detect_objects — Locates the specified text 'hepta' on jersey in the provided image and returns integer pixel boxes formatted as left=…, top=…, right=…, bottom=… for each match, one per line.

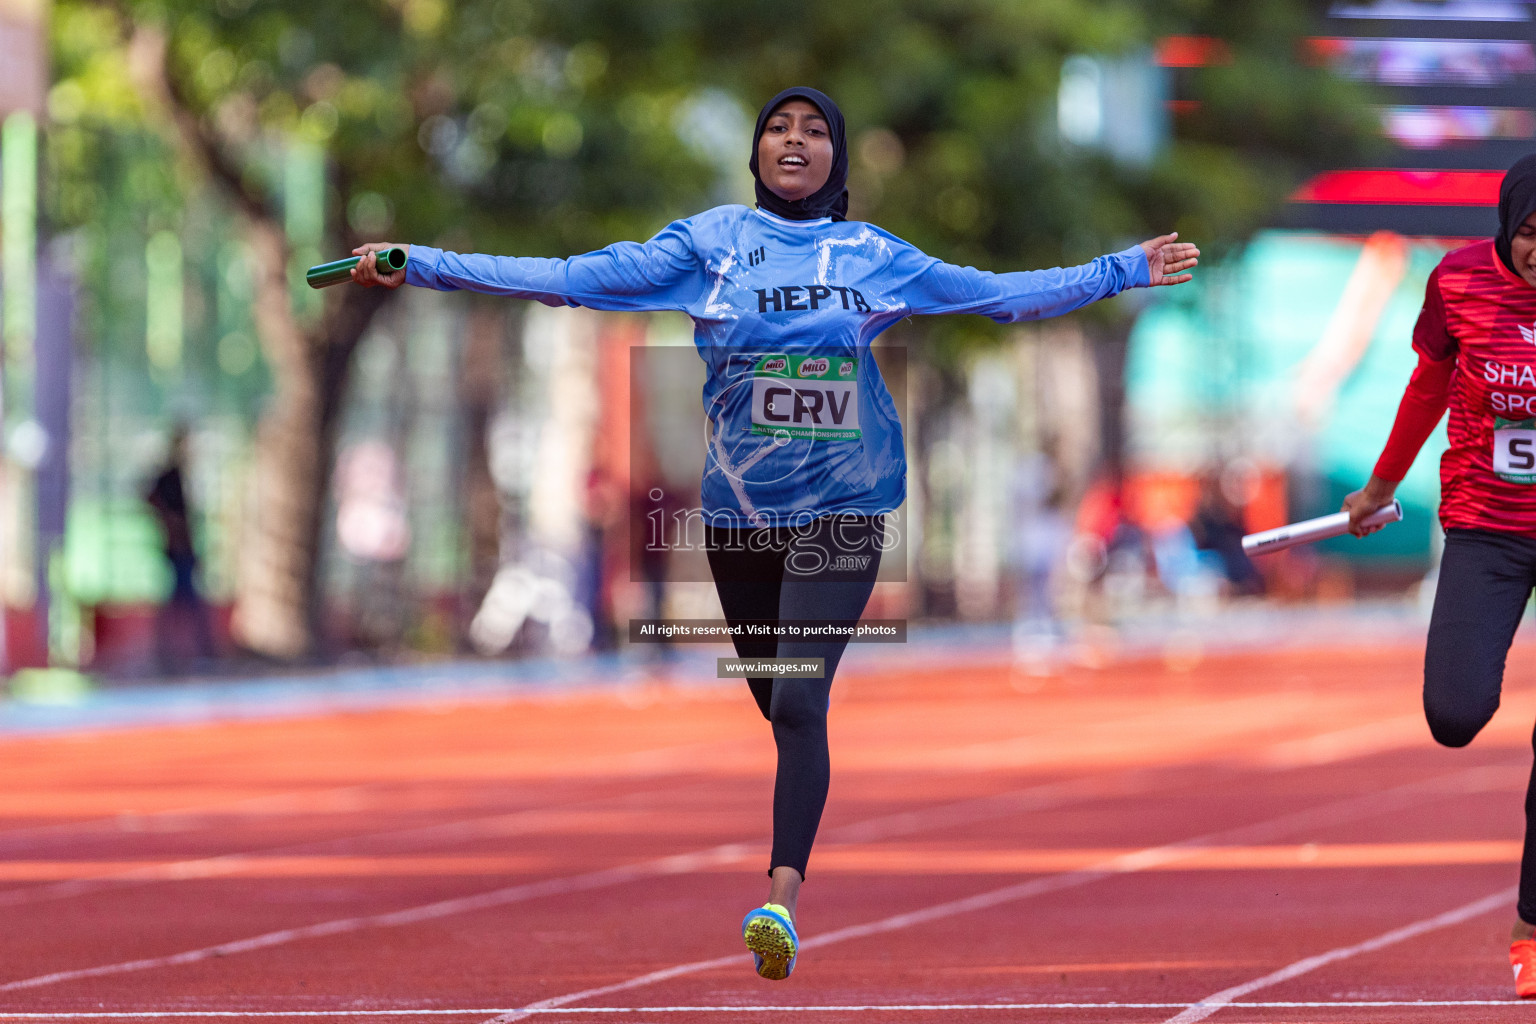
left=404, top=204, right=1150, bottom=528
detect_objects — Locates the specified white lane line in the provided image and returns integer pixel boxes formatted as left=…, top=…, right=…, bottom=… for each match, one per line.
left=0, top=734, right=747, bottom=854
left=0, top=781, right=711, bottom=909
left=1161, top=887, right=1518, bottom=1023
left=0, top=688, right=1253, bottom=875
left=482, top=765, right=1509, bottom=1023
left=0, top=676, right=1431, bottom=860
left=0, top=785, right=379, bottom=852
left=0, top=718, right=1494, bottom=998
left=4, top=1000, right=1533, bottom=1018
left=0, top=842, right=751, bottom=994
left=0, top=646, right=1439, bottom=854
left=0, top=765, right=1175, bottom=994
left=1, top=765, right=1160, bottom=911
left=1256, top=713, right=1430, bottom=769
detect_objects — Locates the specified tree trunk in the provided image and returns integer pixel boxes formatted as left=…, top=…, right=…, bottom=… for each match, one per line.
left=232, top=220, right=389, bottom=659
left=118, top=17, right=395, bottom=661
left=458, top=301, right=511, bottom=642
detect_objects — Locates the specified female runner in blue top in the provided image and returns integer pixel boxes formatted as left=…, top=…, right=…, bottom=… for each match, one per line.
left=352, top=86, right=1198, bottom=981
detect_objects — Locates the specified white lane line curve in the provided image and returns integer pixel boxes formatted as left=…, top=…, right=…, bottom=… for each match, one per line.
left=0, top=732, right=750, bottom=856
left=0, top=686, right=1264, bottom=866
left=0, top=842, right=751, bottom=994
left=0, top=780, right=711, bottom=909
left=0, top=715, right=1490, bottom=997
left=481, top=764, right=1509, bottom=1023
left=1161, top=887, right=1517, bottom=1023
left=0, top=765, right=1168, bottom=994
left=0, top=784, right=379, bottom=852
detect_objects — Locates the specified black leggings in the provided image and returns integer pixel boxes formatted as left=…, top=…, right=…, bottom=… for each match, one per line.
left=1424, top=527, right=1536, bottom=922
left=706, top=514, right=884, bottom=880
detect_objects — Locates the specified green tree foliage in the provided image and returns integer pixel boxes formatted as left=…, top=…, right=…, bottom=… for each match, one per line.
left=44, top=0, right=1375, bottom=653
left=54, top=0, right=1374, bottom=272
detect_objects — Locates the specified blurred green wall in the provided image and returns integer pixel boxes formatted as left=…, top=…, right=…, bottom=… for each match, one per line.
left=1126, top=229, right=1452, bottom=565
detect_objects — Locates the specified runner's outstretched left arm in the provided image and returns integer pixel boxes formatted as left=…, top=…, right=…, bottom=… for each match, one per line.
left=1344, top=267, right=1455, bottom=536
left=890, top=232, right=1197, bottom=323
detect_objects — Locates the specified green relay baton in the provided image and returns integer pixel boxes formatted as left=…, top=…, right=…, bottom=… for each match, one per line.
left=305, top=247, right=408, bottom=289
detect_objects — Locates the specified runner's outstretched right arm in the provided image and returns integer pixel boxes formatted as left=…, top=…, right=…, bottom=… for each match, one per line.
left=349, top=221, right=704, bottom=312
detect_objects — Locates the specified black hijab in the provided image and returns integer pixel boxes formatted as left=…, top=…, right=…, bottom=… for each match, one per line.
left=748, top=87, right=849, bottom=222
left=1496, top=153, right=1536, bottom=276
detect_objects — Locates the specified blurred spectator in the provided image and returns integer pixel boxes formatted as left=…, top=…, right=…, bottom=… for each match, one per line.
left=144, top=425, right=217, bottom=674
left=1188, top=470, right=1265, bottom=596
left=1009, top=448, right=1071, bottom=632
left=631, top=481, right=678, bottom=646
left=1149, top=521, right=1222, bottom=605
left=335, top=440, right=412, bottom=651
left=578, top=466, right=623, bottom=650
left=1065, top=476, right=1162, bottom=627
left=1009, top=447, right=1072, bottom=678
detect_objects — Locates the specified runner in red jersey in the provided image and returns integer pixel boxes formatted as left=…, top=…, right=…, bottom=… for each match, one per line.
left=1345, top=153, right=1536, bottom=997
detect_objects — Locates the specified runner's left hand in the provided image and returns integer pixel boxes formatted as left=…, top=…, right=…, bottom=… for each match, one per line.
left=1139, top=233, right=1199, bottom=287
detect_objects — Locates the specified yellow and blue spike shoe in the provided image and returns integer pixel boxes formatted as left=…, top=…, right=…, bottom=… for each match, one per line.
left=741, top=903, right=798, bottom=980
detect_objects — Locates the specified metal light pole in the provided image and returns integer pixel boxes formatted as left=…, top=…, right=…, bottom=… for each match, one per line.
left=0, top=0, right=48, bottom=676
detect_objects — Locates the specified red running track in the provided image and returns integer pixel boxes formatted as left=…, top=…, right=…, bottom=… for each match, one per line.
left=3, top=640, right=1536, bottom=1023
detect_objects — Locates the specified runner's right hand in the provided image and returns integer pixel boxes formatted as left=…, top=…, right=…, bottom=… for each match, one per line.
left=351, top=243, right=410, bottom=289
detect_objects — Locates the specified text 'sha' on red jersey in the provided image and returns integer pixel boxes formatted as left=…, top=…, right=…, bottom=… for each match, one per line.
left=1397, top=240, right=1536, bottom=533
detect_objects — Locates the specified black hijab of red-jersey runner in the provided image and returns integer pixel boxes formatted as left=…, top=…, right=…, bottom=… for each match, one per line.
left=1496, top=153, right=1536, bottom=278
left=748, top=87, right=849, bottom=222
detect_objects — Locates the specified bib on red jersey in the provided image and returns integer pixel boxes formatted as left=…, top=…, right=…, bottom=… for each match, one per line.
left=1494, top=417, right=1536, bottom=484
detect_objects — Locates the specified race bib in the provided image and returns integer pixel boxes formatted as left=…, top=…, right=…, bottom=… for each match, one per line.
left=750, top=354, right=860, bottom=441
left=1494, top=417, right=1536, bottom=483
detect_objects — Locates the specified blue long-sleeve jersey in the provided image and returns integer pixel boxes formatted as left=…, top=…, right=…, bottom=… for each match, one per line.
left=406, top=204, right=1149, bottom=527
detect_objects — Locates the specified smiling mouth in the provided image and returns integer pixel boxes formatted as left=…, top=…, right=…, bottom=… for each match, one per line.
left=778, top=156, right=807, bottom=168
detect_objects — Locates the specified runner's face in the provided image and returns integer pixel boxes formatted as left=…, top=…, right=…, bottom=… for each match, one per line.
left=1514, top=211, right=1536, bottom=289
left=756, top=100, right=834, bottom=203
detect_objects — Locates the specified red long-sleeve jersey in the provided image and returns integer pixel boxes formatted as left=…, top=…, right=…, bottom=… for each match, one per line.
left=1374, top=240, right=1536, bottom=533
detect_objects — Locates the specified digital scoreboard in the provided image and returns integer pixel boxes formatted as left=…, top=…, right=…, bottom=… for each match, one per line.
left=1289, top=0, right=1536, bottom=235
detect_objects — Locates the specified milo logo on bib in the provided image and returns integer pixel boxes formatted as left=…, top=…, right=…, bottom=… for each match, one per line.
left=750, top=354, right=860, bottom=441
